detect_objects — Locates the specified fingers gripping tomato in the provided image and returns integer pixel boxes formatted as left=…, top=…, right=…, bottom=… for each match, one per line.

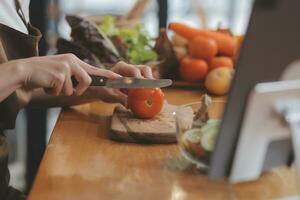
left=128, top=88, right=164, bottom=119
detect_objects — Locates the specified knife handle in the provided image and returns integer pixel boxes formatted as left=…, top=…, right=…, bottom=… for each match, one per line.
left=71, top=75, right=108, bottom=87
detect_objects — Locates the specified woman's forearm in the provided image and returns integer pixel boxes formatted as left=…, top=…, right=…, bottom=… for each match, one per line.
left=0, top=62, right=23, bottom=102
left=28, top=89, right=98, bottom=108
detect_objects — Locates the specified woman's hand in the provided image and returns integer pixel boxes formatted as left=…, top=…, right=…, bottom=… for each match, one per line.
left=87, top=61, right=154, bottom=106
left=17, top=54, right=120, bottom=96
left=0, top=54, right=154, bottom=107
left=111, top=61, right=154, bottom=79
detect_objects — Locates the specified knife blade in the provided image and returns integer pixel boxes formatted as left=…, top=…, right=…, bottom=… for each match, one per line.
left=71, top=75, right=172, bottom=88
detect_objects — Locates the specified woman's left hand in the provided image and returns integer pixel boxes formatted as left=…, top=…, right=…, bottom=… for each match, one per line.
left=110, top=61, right=154, bottom=79
left=87, top=61, right=154, bottom=107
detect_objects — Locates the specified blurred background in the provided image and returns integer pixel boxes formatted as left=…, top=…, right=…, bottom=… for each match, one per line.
left=7, top=0, right=254, bottom=193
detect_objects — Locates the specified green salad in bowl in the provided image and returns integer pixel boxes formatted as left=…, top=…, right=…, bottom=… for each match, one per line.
left=174, top=95, right=224, bottom=169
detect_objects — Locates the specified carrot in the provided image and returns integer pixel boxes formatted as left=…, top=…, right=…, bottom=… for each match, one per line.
left=169, top=23, right=200, bottom=40
left=169, top=22, right=237, bottom=57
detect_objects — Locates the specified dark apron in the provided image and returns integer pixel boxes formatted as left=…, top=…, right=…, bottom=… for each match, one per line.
left=0, top=0, right=41, bottom=199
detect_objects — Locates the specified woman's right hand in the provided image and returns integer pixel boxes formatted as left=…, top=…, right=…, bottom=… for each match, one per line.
left=15, top=54, right=121, bottom=96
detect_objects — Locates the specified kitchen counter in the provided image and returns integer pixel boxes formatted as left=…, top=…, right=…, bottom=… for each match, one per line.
left=28, top=88, right=298, bottom=200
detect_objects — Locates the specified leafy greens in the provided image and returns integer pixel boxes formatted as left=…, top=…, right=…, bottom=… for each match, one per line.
left=99, top=16, right=158, bottom=64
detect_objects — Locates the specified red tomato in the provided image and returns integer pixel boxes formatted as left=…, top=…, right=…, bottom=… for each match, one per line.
left=188, top=36, right=218, bottom=61
left=128, top=88, right=164, bottom=119
left=179, top=57, right=208, bottom=82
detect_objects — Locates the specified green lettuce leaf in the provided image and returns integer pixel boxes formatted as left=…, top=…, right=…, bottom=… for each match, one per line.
left=98, top=16, right=158, bottom=64
left=99, top=15, right=119, bottom=36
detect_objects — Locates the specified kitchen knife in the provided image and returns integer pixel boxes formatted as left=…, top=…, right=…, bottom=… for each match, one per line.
left=71, top=75, right=172, bottom=88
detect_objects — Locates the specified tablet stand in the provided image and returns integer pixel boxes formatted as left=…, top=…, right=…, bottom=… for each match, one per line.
left=228, top=80, right=300, bottom=189
left=276, top=99, right=300, bottom=186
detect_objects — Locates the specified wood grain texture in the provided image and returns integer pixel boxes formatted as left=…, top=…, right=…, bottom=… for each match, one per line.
left=28, top=88, right=299, bottom=200
left=110, top=103, right=178, bottom=143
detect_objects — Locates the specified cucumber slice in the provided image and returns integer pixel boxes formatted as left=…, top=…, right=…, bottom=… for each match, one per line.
left=200, top=120, right=220, bottom=152
left=200, top=119, right=221, bottom=132
left=200, top=129, right=217, bottom=152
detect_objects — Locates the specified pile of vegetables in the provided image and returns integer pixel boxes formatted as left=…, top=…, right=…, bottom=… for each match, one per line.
left=55, top=15, right=243, bottom=95
left=169, top=22, right=243, bottom=95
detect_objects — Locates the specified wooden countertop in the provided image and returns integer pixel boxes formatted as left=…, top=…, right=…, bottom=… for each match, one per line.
left=28, top=88, right=299, bottom=200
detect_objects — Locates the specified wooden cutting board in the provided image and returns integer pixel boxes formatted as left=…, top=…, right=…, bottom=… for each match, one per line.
left=110, top=104, right=179, bottom=144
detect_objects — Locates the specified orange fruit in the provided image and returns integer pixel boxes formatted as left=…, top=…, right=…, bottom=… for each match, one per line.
left=205, top=68, right=234, bottom=95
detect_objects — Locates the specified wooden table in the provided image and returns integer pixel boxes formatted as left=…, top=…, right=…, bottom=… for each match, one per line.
left=28, top=88, right=299, bottom=200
